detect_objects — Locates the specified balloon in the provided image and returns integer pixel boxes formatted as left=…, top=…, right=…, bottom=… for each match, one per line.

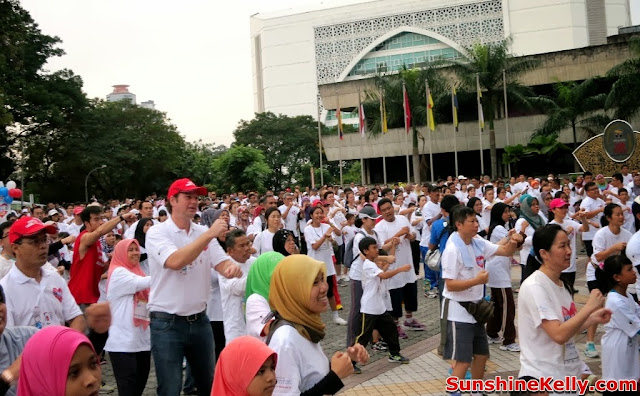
left=8, top=189, right=22, bottom=198
left=4, top=197, right=12, bottom=204
left=5, top=181, right=16, bottom=190
left=0, top=187, right=7, bottom=197
left=0, top=182, right=4, bottom=188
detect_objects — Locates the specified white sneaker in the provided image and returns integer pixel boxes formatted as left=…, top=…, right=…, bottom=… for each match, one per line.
left=333, top=316, right=348, bottom=325
left=342, top=275, right=350, bottom=282
left=499, top=343, right=521, bottom=352
left=487, top=336, right=503, bottom=344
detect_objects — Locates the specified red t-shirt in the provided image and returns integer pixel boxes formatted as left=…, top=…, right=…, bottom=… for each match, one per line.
left=68, top=230, right=104, bottom=304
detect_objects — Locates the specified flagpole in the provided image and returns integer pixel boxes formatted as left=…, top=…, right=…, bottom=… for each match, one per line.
left=476, top=73, right=484, bottom=176
left=337, top=90, right=343, bottom=186
left=402, top=82, right=411, bottom=185
left=451, top=81, right=459, bottom=178
left=358, top=88, right=365, bottom=185
left=426, top=80, right=434, bottom=183
left=380, top=90, right=387, bottom=185
left=503, top=69, right=511, bottom=178
left=317, top=92, right=324, bottom=186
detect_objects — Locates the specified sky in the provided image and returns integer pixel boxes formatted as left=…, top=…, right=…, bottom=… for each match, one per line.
left=19, top=0, right=640, bottom=148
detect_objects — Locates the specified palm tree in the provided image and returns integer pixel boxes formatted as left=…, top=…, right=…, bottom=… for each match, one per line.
left=605, top=37, right=640, bottom=120
left=362, top=66, right=447, bottom=184
left=446, top=39, right=540, bottom=177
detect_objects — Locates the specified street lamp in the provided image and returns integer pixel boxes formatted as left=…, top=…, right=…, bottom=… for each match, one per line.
left=85, top=164, right=107, bottom=203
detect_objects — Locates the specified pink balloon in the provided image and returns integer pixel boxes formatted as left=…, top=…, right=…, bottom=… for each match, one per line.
left=8, top=188, right=22, bottom=198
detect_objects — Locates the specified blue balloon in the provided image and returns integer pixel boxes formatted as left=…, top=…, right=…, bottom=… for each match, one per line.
left=4, top=196, right=12, bottom=204
left=0, top=187, right=7, bottom=197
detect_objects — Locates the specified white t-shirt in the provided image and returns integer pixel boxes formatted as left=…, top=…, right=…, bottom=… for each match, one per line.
left=374, top=216, right=417, bottom=289
left=253, top=230, right=275, bottom=257
left=304, top=224, right=336, bottom=277
left=441, top=234, right=499, bottom=323
left=518, top=270, right=584, bottom=380
left=589, top=226, right=633, bottom=281
left=601, top=290, right=640, bottom=381
left=620, top=200, right=635, bottom=234
left=515, top=217, right=545, bottom=266
left=486, top=225, right=511, bottom=288
left=348, top=229, right=381, bottom=281
left=66, top=222, right=83, bottom=238
left=146, top=218, right=229, bottom=316
left=245, top=293, right=271, bottom=343
left=622, top=173, right=634, bottom=185
left=580, top=196, right=605, bottom=240
left=329, top=204, right=347, bottom=229
left=1, top=265, right=82, bottom=328
left=279, top=204, right=300, bottom=237
left=104, top=267, right=152, bottom=352
left=361, top=259, right=392, bottom=315
left=626, top=231, right=640, bottom=293
left=0, top=256, right=13, bottom=280
left=269, top=325, right=329, bottom=395
left=207, top=269, right=223, bottom=321
left=480, top=199, right=492, bottom=220
left=550, top=219, right=582, bottom=273
left=124, top=219, right=159, bottom=240
left=219, top=257, right=256, bottom=342
left=419, top=201, right=441, bottom=247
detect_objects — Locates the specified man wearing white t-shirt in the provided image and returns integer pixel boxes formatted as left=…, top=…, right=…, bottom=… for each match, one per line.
left=124, top=201, right=157, bottom=239
left=146, top=178, right=242, bottom=396
left=375, top=198, right=424, bottom=337
left=279, top=193, right=300, bottom=238
left=421, top=186, right=442, bottom=297
left=621, top=165, right=634, bottom=186
left=580, top=181, right=605, bottom=258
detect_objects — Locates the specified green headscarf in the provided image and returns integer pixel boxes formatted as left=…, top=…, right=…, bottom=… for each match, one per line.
left=245, top=251, right=285, bottom=300
left=519, top=194, right=545, bottom=230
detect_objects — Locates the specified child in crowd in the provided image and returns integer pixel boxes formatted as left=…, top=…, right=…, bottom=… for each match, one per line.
left=353, top=237, right=411, bottom=364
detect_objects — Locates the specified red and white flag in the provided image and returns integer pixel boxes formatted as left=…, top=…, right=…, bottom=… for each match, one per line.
left=358, top=103, right=366, bottom=137
left=403, top=83, right=411, bottom=134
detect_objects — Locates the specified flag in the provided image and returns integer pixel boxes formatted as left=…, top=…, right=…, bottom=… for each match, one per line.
left=477, top=74, right=485, bottom=131
left=358, top=103, right=366, bottom=137
left=452, top=86, right=459, bottom=132
left=402, top=83, right=411, bottom=134
left=380, top=94, right=388, bottom=133
left=336, top=102, right=344, bottom=140
left=426, top=81, right=435, bottom=132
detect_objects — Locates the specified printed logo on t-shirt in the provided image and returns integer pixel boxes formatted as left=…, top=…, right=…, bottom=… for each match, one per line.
left=52, top=287, right=63, bottom=302
left=561, top=302, right=577, bottom=321
left=475, top=255, right=485, bottom=269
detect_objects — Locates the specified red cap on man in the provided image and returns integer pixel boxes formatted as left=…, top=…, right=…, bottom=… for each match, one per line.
left=167, top=178, right=207, bottom=198
left=9, top=217, right=58, bottom=244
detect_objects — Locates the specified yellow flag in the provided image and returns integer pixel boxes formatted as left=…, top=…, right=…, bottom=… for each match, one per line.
left=427, top=91, right=435, bottom=132
left=380, top=95, right=388, bottom=133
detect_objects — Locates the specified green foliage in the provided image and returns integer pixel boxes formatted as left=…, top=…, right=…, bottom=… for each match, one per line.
left=342, top=161, right=362, bottom=184
left=212, top=145, right=270, bottom=193
left=606, top=37, right=640, bottom=120
left=502, top=135, right=570, bottom=170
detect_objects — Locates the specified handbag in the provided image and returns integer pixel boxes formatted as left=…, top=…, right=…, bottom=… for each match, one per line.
left=425, top=249, right=441, bottom=271
left=459, top=300, right=495, bottom=324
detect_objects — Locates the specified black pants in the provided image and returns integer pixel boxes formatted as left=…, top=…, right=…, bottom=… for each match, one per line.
left=584, top=240, right=594, bottom=257
left=410, top=240, right=421, bottom=275
left=389, top=281, right=418, bottom=318
left=88, top=329, right=108, bottom=356
left=486, top=287, right=516, bottom=345
left=109, top=351, right=151, bottom=396
left=211, top=321, right=225, bottom=361
left=353, top=312, right=401, bottom=355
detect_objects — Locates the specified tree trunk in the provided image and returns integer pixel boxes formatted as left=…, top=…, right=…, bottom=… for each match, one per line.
left=572, top=121, right=580, bottom=172
left=412, top=129, right=420, bottom=185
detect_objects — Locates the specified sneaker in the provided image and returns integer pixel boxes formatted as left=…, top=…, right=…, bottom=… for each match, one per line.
left=396, top=325, right=409, bottom=339
left=388, top=354, right=410, bottom=364
left=487, top=336, right=503, bottom=344
left=337, top=278, right=348, bottom=287
left=403, top=319, right=426, bottom=331
left=353, top=364, right=362, bottom=374
left=372, top=341, right=388, bottom=351
left=342, top=275, right=350, bottom=282
left=426, top=289, right=438, bottom=299
left=333, top=316, right=348, bottom=325
left=584, top=342, right=599, bottom=358
left=499, top=343, right=521, bottom=352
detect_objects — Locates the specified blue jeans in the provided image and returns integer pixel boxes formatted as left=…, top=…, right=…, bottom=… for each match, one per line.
left=420, top=245, right=440, bottom=289
left=150, top=312, right=214, bottom=396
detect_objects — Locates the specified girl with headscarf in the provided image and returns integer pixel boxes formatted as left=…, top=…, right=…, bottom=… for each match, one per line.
left=134, top=217, right=154, bottom=275
left=267, top=255, right=368, bottom=395
left=18, top=326, right=101, bottom=396
left=272, top=229, right=299, bottom=256
left=211, top=336, right=277, bottom=396
left=245, top=252, right=285, bottom=342
left=104, top=239, right=151, bottom=396
left=515, top=194, right=547, bottom=285
left=235, top=206, right=251, bottom=232
left=466, top=197, right=488, bottom=238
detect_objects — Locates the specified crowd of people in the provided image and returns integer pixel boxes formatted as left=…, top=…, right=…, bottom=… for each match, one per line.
left=0, top=165, right=639, bottom=396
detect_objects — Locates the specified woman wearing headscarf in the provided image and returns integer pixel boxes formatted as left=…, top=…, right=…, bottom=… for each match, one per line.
left=273, top=229, right=299, bottom=257
left=104, top=239, right=151, bottom=396
left=516, top=194, right=547, bottom=285
left=235, top=206, right=251, bottom=232
left=134, top=217, right=154, bottom=275
left=245, top=252, right=285, bottom=342
left=18, top=326, right=101, bottom=396
left=211, top=336, right=277, bottom=396
left=268, top=255, right=368, bottom=395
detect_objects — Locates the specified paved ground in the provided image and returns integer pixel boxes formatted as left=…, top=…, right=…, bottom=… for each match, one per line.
left=100, top=253, right=602, bottom=395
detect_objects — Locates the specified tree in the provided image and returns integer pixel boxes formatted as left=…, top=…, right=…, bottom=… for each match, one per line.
left=502, top=135, right=571, bottom=174
left=606, top=37, right=640, bottom=120
left=447, top=39, right=540, bottom=177
left=233, top=112, right=322, bottom=189
left=532, top=79, right=608, bottom=170
left=175, top=140, right=227, bottom=188
left=212, top=145, right=271, bottom=192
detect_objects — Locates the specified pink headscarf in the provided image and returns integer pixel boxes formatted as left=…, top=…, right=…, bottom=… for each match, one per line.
left=18, top=326, right=97, bottom=396
left=107, top=238, right=150, bottom=329
left=211, top=336, right=277, bottom=396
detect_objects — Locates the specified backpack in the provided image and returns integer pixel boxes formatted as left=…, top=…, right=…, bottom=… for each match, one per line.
left=343, top=230, right=377, bottom=268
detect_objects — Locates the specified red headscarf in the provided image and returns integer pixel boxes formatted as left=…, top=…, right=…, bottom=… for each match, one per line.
left=18, top=326, right=98, bottom=396
left=211, top=336, right=277, bottom=396
left=107, top=238, right=150, bottom=329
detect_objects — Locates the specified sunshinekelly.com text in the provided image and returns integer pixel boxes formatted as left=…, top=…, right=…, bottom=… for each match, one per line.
left=445, top=376, right=637, bottom=394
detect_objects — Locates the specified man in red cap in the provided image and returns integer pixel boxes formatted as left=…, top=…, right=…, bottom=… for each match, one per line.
left=1, top=217, right=85, bottom=331
left=146, top=178, right=242, bottom=396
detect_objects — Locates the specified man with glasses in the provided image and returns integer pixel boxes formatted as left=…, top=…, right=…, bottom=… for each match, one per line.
left=0, top=217, right=85, bottom=331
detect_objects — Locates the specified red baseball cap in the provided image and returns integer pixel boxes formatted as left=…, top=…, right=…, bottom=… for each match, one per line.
left=167, top=178, right=207, bottom=198
left=549, top=198, right=569, bottom=210
left=9, top=217, right=58, bottom=243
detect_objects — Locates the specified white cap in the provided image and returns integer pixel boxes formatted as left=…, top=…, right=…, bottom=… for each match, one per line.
left=457, top=175, right=467, bottom=179
left=47, top=209, right=59, bottom=217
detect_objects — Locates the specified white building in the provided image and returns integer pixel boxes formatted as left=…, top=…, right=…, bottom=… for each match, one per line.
left=106, top=85, right=136, bottom=104
left=250, top=0, right=632, bottom=124
left=140, top=100, right=156, bottom=110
